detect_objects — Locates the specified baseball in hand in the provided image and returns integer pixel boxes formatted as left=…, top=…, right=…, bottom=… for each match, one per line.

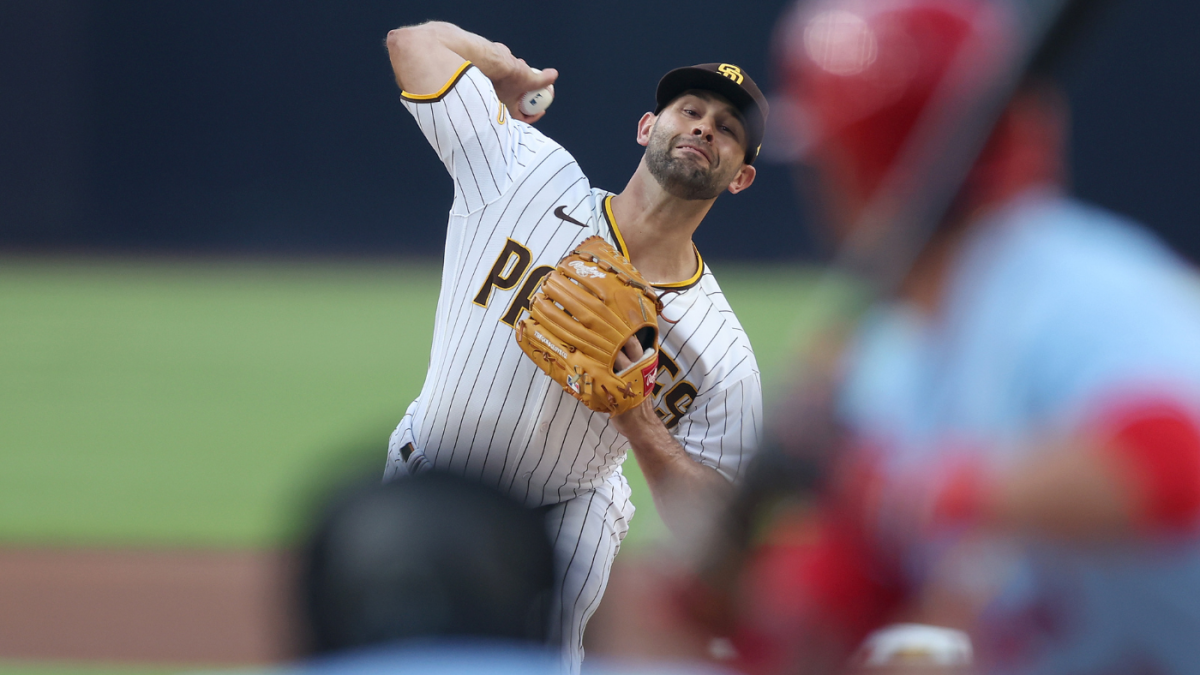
left=519, top=69, right=555, bottom=116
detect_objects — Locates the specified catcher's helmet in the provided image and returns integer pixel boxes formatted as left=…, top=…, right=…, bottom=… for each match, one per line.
left=775, top=0, right=1011, bottom=202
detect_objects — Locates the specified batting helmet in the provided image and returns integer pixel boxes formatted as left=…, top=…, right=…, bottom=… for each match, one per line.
left=300, top=471, right=556, bottom=653
left=775, top=0, right=1013, bottom=204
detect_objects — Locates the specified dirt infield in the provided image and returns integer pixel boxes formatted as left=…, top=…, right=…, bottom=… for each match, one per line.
left=0, top=548, right=298, bottom=666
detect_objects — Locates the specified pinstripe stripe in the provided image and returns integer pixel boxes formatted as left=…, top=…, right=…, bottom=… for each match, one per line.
left=465, top=75, right=507, bottom=174
left=440, top=101, right=486, bottom=210
left=441, top=149, right=569, bottom=329
left=555, top=490, right=597, bottom=639
left=567, top=503, right=609, bottom=649
left=415, top=149, right=571, bottom=445
left=543, top=476, right=630, bottom=669
left=493, top=365, right=547, bottom=490
left=433, top=174, right=587, bottom=467
left=513, top=383, right=571, bottom=503
left=539, top=404, right=596, bottom=500
left=451, top=87, right=501, bottom=198
left=675, top=319, right=725, bottom=386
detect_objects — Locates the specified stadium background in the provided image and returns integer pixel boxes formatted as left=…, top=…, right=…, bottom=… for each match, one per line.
left=1, top=0, right=1197, bottom=673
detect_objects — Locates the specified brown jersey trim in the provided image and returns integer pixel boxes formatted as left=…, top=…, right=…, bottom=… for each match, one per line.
left=400, top=61, right=474, bottom=103
left=602, top=194, right=705, bottom=291
left=601, top=194, right=629, bottom=257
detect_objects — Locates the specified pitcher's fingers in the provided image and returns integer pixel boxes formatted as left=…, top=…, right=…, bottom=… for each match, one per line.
left=614, top=336, right=641, bottom=372
left=623, top=335, right=642, bottom=361
left=615, top=349, right=631, bottom=372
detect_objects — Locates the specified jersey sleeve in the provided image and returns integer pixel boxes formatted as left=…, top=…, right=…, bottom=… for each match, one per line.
left=1026, top=238, right=1200, bottom=432
left=672, top=372, right=763, bottom=482
left=400, top=62, right=535, bottom=214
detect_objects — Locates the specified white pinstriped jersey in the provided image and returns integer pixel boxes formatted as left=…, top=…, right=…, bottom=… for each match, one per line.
left=385, top=62, right=762, bottom=507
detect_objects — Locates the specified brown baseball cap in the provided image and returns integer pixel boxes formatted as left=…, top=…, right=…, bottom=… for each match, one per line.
left=654, top=63, right=770, bottom=164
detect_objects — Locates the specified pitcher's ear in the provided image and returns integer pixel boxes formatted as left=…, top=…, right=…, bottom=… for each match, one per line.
left=727, top=164, right=756, bottom=195
left=636, top=112, right=657, bottom=147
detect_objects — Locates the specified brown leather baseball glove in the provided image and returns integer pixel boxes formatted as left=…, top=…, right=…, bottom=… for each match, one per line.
left=515, top=236, right=662, bottom=415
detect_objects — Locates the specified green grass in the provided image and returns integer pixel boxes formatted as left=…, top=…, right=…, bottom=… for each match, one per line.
left=0, top=256, right=852, bottom=675
left=0, top=257, right=834, bottom=550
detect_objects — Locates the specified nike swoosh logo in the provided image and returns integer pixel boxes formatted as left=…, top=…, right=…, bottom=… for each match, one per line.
left=554, top=205, right=587, bottom=228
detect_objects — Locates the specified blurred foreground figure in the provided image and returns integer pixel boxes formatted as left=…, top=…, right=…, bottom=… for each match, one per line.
left=297, top=471, right=561, bottom=673
left=725, top=0, right=1200, bottom=673
left=851, top=624, right=972, bottom=674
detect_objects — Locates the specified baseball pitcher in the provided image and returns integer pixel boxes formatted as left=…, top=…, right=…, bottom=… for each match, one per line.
left=382, top=21, right=766, bottom=670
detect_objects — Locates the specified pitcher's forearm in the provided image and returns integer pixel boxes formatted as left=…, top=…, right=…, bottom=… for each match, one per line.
left=614, top=401, right=731, bottom=536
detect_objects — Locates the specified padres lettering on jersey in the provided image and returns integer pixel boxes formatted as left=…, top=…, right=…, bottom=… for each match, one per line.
left=471, top=238, right=554, bottom=326
left=385, top=62, right=762, bottom=507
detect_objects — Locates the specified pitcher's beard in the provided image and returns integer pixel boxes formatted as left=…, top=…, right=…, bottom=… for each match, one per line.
left=645, top=130, right=730, bottom=201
